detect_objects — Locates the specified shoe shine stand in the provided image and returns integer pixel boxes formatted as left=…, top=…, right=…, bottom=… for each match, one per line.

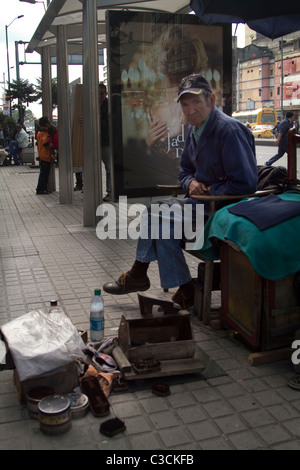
left=112, top=293, right=205, bottom=381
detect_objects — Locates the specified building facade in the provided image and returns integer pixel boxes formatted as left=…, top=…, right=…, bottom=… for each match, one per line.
left=232, top=28, right=300, bottom=122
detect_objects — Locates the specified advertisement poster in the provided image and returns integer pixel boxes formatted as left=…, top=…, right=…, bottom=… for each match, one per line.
left=107, top=11, right=231, bottom=198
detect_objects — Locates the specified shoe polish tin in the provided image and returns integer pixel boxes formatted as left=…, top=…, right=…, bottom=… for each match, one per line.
left=26, top=386, right=55, bottom=420
left=66, top=393, right=89, bottom=419
left=38, top=395, right=72, bottom=435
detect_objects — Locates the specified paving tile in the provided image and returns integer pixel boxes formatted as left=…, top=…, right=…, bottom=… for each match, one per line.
left=187, top=420, right=220, bottom=441
left=148, top=410, right=180, bottom=429
left=203, top=400, right=235, bottom=418
left=214, top=414, right=248, bottom=434
left=255, top=423, right=292, bottom=445
left=228, top=429, right=268, bottom=450
left=159, top=426, right=193, bottom=448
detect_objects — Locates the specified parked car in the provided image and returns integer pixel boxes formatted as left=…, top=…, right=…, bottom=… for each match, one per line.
left=251, top=125, right=276, bottom=139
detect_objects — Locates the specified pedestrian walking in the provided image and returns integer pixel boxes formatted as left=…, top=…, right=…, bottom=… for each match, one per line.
left=265, top=111, right=294, bottom=166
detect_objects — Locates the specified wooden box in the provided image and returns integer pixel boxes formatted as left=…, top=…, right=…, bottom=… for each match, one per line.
left=20, top=147, right=35, bottom=165
left=220, top=242, right=300, bottom=351
left=13, top=361, right=79, bottom=403
left=118, top=311, right=195, bottom=362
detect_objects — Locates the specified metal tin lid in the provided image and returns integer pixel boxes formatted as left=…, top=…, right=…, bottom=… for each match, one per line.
left=66, top=393, right=89, bottom=418
left=67, top=393, right=89, bottom=410
left=38, top=395, right=70, bottom=415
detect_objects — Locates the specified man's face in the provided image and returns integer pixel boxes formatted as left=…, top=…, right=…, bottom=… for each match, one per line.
left=179, top=92, right=215, bottom=128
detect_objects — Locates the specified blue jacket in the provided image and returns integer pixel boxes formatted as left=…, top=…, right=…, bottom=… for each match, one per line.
left=278, top=117, right=292, bottom=151
left=179, top=106, right=257, bottom=197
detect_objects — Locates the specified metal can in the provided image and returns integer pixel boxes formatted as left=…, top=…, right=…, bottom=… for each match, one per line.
left=38, top=395, right=71, bottom=435
left=26, top=386, right=55, bottom=420
left=67, top=393, right=89, bottom=419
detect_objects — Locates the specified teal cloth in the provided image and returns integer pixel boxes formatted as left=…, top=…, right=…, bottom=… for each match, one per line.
left=193, top=190, right=300, bottom=280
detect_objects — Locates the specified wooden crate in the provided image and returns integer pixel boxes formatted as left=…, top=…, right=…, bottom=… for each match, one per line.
left=13, top=362, right=79, bottom=403
left=118, top=311, right=195, bottom=362
left=220, top=242, right=300, bottom=351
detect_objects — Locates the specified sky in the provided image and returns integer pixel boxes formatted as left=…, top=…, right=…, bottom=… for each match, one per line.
left=0, top=0, right=84, bottom=119
left=0, top=0, right=245, bottom=120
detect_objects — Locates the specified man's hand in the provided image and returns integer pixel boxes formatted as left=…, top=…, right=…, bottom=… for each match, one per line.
left=146, top=120, right=168, bottom=147
left=189, top=179, right=211, bottom=196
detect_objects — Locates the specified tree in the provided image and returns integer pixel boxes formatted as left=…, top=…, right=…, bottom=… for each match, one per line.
left=0, top=112, right=17, bottom=142
left=35, top=77, right=58, bottom=110
left=5, top=78, right=39, bottom=124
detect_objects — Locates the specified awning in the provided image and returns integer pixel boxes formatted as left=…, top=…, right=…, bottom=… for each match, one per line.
left=26, top=0, right=191, bottom=54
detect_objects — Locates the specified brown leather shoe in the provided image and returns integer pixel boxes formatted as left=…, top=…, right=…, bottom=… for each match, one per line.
left=171, top=282, right=195, bottom=309
left=103, top=272, right=150, bottom=295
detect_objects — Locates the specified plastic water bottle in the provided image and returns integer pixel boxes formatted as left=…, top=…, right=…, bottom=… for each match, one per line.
left=90, top=289, right=104, bottom=342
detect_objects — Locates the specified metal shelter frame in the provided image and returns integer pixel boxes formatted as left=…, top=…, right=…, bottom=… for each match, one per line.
left=26, top=0, right=191, bottom=226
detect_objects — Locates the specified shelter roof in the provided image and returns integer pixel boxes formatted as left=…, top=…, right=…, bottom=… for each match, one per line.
left=26, top=0, right=191, bottom=54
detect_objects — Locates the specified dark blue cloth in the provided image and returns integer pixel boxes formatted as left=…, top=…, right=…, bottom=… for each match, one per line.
left=228, top=194, right=300, bottom=230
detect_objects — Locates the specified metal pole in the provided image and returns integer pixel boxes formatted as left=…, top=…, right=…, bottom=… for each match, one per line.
left=5, top=26, right=11, bottom=116
left=15, top=41, right=22, bottom=122
left=5, top=16, right=24, bottom=117
left=281, top=37, right=284, bottom=120
left=82, top=0, right=102, bottom=226
left=56, top=24, right=74, bottom=204
left=41, top=46, right=56, bottom=191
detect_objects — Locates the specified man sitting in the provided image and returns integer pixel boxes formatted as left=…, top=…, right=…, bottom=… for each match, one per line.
left=103, top=74, right=257, bottom=308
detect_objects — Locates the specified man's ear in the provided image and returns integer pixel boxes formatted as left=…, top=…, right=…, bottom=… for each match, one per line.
left=210, top=93, right=216, bottom=108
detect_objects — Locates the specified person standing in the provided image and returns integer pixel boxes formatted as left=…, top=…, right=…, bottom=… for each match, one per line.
left=15, top=123, right=29, bottom=164
left=36, top=116, right=54, bottom=195
left=265, top=111, right=294, bottom=166
left=99, top=83, right=112, bottom=201
left=9, top=124, right=28, bottom=165
left=74, top=83, right=111, bottom=198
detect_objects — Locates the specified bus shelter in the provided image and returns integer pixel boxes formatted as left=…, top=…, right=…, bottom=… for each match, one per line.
left=26, top=0, right=192, bottom=227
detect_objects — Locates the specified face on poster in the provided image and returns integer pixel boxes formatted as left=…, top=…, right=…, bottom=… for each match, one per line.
left=107, top=12, right=231, bottom=196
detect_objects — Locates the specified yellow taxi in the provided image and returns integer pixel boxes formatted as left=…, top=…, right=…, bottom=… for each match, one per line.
left=251, top=125, right=276, bottom=139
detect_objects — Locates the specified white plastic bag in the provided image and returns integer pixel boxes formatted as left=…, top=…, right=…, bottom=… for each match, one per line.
left=1, top=309, right=85, bottom=381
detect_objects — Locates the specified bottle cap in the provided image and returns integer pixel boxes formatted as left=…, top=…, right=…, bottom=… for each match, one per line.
left=94, top=289, right=101, bottom=296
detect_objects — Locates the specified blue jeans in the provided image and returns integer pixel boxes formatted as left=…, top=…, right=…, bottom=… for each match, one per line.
left=266, top=146, right=286, bottom=166
left=36, top=160, right=51, bottom=192
left=9, top=140, right=19, bottom=164
left=135, top=198, right=203, bottom=289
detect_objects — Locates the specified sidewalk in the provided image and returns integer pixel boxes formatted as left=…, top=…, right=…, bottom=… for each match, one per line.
left=1, top=164, right=300, bottom=451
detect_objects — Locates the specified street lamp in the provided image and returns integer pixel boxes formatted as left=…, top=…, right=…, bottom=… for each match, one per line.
left=5, top=15, right=24, bottom=116
left=19, top=0, right=47, bottom=11
left=280, top=37, right=286, bottom=120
